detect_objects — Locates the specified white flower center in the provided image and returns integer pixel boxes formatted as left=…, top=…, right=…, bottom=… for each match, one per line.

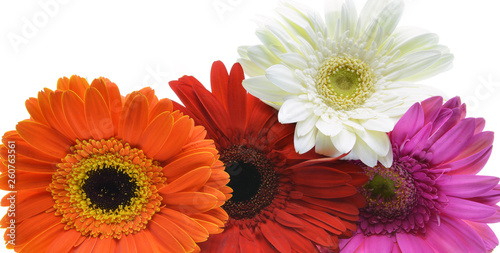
left=316, top=56, right=375, bottom=110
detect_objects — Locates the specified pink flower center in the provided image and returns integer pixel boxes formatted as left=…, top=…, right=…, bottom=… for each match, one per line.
left=357, top=155, right=447, bottom=235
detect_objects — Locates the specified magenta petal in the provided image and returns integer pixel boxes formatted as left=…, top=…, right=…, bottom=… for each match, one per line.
left=395, top=233, right=435, bottom=253
left=400, top=123, right=432, bottom=157
left=451, top=131, right=493, bottom=162
left=428, top=118, right=475, bottom=166
left=437, top=174, right=499, bottom=198
left=442, top=196, right=497, bottom=221
left=442, top=96, right=462, bottom=109
left=438, top=216, right=486, bottom=252
left=474, top=118, right=486, bottom=134
left=392, top=103, right=424, bottom=146
left=428, top=107, right=459, bottom=143
left=472, top=185, right=500, bottom=206
left=339, top=233, right=364, bottom=253
left=464, top=221, right=499, bottom=251
left=363, top=235, right=394, bottom=252
left=421, top=96, right=443, bottom=125
left=446, top=146, right=492, bottom=175
left=425, top=216, right=479, bottom=253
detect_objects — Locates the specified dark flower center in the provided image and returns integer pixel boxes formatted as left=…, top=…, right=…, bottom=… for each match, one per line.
left=82, top=165, right=138, bottom=211
left=357, top=156, right=446, bottom=236
left=220, top=145, right=278, bottom=219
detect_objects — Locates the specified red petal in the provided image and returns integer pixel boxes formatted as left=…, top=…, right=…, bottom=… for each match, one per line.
left=261, top=221, right=292, bottom=253
left=227, top=63, right=247, bottom=129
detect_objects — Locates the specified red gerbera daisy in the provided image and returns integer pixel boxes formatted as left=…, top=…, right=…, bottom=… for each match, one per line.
left=169, top=61, right=368, bottom=253
left=0, top=76, right=231, bottom=252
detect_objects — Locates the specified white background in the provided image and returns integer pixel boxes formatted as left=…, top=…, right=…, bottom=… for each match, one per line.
left=0, top=0, right=499, bottom=252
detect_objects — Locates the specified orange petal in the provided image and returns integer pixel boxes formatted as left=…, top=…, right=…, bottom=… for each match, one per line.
left=105, top=80, right=123, bottom=135
left=161, top=192, right=218, bottom=214
left=150, top=217, right=196, bottom=252
left=57, top=76, right=69, bottom=90
left=68, top=75, right=89, bottom=99
left=117, top=234, right=135, bottom=253
left=149, top=98, right=173, bottom=123
left=90, top=78, right=110, bottom=107
left=162, top=152, right=215, bottom=181
left=92, top=237, right=116, bottom=253
left=16, top=120, right=72, bottom=158
left=131, top=230, right=161, bottom=253
left=25, top=97, right=48, bottom=125
left=17, top=223, right=63, bottom=253
left=62, top=90, right=92, bottom=140
left=46, top=227, right=83, bottom=252
left=0, top=171, right=52, bottom=191
left=160, top=167, right=211, bottom=194
left=37, top=90, right=67, bottom=136
left=85, top=87, right=114, bottom=140
left=73, top=237, right=98, bottom=253
left=155, top=116, right=194, bottom=162
left=13, top=191, right=53, bottom=223
left=49, top=91, right=78, bottom=141
left=192, top=219, right=221, bottom=234
left=118, top=93, right=149, bottom=146
left=8, top=153, right=55, bottom=174
left=138, top=87, right=158, bottom=112
left=1, top=134, right=61, bottom=163
left=14, top=212, right=61, bottom=246
left=159, top=209, right=209, bottom=242
left=139, top=112, right=174, bottom=158
left=189, top=213, right=224, bottom=229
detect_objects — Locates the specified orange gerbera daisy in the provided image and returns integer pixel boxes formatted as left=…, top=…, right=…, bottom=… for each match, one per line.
left=170, top=61, right=368, bottom=252
left=0, top=76, right=231, bottom=252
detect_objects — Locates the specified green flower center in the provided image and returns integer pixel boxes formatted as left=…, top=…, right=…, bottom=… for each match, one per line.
left=317, top=56, right=375, bottom=110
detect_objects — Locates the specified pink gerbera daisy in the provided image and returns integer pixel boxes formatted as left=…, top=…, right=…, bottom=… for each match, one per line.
left=338, top=96, right=500, bottom=252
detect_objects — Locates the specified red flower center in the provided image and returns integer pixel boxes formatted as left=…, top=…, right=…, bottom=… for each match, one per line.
left=220, top=145, right=279, bottom=220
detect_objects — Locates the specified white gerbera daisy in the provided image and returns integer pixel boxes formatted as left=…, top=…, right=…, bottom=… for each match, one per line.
left=238, top=0, right=453, bottom=167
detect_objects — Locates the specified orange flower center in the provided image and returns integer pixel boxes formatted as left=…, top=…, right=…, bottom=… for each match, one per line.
left=49, top=138, right=166, bottom=239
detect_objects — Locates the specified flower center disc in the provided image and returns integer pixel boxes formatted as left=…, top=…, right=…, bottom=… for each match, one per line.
left=220, top=145, right=278, bottom=220
left=49, top=138, right=166, bottom=239
left=82, top=166, right=138, bottom=211
left=361, top=164, right=417, bottom=219
left=316, top=56, right=375, bottom=110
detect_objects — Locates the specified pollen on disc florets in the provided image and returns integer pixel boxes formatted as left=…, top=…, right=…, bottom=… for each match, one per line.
left=49, top=138, right=166, bottom=239
left=220, top=145, right=279, bottom=220
left=316, top=56, right=376, bottom=110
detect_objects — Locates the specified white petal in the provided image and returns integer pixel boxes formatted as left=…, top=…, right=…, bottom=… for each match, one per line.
left=294, top=127, right=317, bottom=154
left=247, top=45, right=281, bottom=71
left=351, top=136, right=378, bottom=167
left=242, top=76, right=288, bottom=104
left=378, top=149, right=394, bottom=168
left=279, top=53, right=308, bottom=70
left=384, top=50, right=441, bottom=81
left=255, top=28, right=286, bottom=54
left=361, top=117, right=394, bottom=132
left=296, top=114, right=319, bottom=137
left=266, top=64, right=304, bottom=93
left=316, top=117, right=343, bottom=136
left=331, top=128, right=356, bottom=153
left=315, top=131, right=343, bottom=157
left=278, top=97, right=311, bottom=123
left=238, top=58, right=266, bottom=77
left=354, top=129, right=391, bottom=157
